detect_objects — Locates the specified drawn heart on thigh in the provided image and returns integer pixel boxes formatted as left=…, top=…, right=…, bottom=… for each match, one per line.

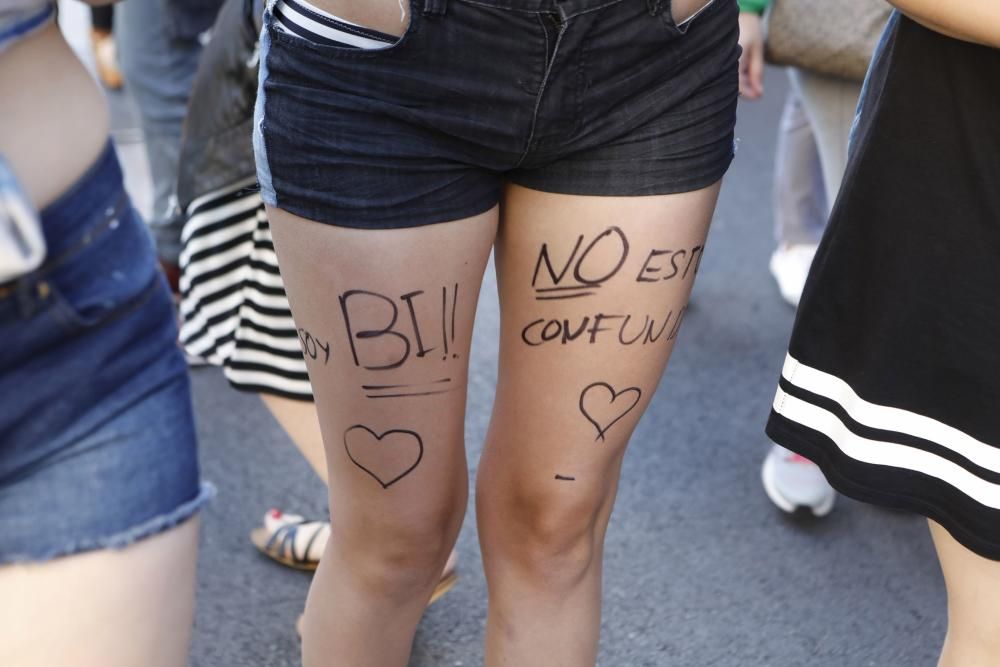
left=579, top=381, right=642, bottom=442
left=343, top=425, right=424, bottom=489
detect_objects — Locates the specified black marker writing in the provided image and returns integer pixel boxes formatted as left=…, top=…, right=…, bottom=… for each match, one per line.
left=520, top=308, right=686, bottom=347
left=365, top=390, right=455, bottom=399
left=555, top=474, right=576, bottom=481
left=667, top=306, right=687, bottom=340
left=636, top=246, right=705, bottom=283
left=339, top=284, right=460, bottom=371
left=343, top=425, right=423, bottom=489
left=297, top=327, right=330, bottom=364
left=441, top=286, right=449, bottom=357
left=535, top=286, right=601, bottom=293
left=361, top=379, right=452, bottom=390
left=574, top=227, right=630, bottom=285
left=451, top=283, right=458, bottom=344
left=532, top=226, right=630, bottom=299
left=400, top=291, right=434, bottom=358
left=339, top=290, right=410, bottom=370
left=579, top=381, right=642, bottom=442
left=533, top=235, right=583, bottom=287
left=363, top=378, right=457, bottom=399
left=536, top=291, right=598, bottom=301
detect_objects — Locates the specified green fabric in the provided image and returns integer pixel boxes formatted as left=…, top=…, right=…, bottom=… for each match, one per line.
left=737, top=0, right=769, bottom=13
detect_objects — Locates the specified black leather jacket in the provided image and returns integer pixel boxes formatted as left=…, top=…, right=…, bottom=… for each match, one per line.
left=175, top=0, right=263, bottom=213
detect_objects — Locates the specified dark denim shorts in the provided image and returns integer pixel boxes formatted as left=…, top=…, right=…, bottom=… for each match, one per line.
left=254, top=0, right=740, bottom=228
left=0, top=143, right=212, bottom=563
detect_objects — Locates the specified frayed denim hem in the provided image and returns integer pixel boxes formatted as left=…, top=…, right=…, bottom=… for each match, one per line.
left=0, top=482, right=216, bottom=565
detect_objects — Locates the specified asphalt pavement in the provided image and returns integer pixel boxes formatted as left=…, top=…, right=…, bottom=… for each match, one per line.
left=60, top=6, right=948, bottom=663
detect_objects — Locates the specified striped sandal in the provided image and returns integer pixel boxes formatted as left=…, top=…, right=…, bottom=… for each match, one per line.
left=250, top=508, right=460, bottom=605
left=250, top=509, right=329, bottom=571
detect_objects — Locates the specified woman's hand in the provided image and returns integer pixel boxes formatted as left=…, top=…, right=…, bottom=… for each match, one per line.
left=738, top=11, right=765, bottom=99
left=889, top=0, right=1000, bottom=48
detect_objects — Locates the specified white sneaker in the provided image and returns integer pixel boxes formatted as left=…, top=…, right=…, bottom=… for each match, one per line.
left=769, top=244, right=818, bottom=307
left=761, top=444, right=835, bottom=517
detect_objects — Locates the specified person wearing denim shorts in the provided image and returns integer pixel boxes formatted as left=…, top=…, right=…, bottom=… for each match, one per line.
left=0, top=5, right=211, bottom=665
left=254, top=0, right=739, bottom=663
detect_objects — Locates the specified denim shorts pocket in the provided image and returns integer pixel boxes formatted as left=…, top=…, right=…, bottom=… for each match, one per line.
left=661, top=0, right=721, bottom=35
left=46, top=273, right=162, bottom=334
left=44, top=208, right=164, bottom=335
left=267, top=0, right=420, bottom=59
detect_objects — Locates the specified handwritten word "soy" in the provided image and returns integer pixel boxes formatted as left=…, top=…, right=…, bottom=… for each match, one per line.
left=297, top=327, right=330, bottom=364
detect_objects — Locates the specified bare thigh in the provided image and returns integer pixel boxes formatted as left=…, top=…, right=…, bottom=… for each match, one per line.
left=265, top=206, right=497, bottom=543
left=789, top=68, right=862, bottom=210
left=482, top=182, right=720, bottom=520
left=930, top=520, right=1000, bottom=666
left=0, top=518, right=199, bottom=667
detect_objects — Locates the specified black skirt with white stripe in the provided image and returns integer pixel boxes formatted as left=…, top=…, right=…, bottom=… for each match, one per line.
left=766, top=15, right=1000, bottom=558
left=179, top=180, right=313, bottom=400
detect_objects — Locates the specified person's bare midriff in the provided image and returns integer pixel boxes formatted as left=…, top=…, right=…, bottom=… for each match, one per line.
left=0, top=21, right=109, bottom=211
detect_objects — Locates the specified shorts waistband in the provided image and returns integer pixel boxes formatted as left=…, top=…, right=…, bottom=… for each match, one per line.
left=38, top=141, right=129, bottom=261
left=268, top=0, right=642, bottom=19
left=0, top=141, right=129, bottom=302
left=0, top=4, right=55, bottom=54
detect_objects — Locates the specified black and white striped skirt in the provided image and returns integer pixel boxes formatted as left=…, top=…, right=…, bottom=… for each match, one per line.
left=178, top=180, right=313, bottom=400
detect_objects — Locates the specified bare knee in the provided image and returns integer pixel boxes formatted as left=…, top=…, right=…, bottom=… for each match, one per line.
left=337, top=497, right=464, bottom=600
left=481, top=482, right=609, bottom=589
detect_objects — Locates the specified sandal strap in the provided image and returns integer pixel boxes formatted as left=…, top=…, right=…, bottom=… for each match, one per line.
left=264, top=519, right=326, bottom=564
left=302, top=523, right=325, bottom=562
left=264, top=522, right=303, bottom=563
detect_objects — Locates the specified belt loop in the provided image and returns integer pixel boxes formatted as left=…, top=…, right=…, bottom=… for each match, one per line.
left=423, top=0, right=448, bottom=16
left=646, top=0, right=662, bottom=16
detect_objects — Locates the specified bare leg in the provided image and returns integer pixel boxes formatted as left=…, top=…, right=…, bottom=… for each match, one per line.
left=773, top=86, right=826, bottom=247
left=788, top=68, right=862, bottom=211
left=266, top=205, right=497, bottom=667
left=261, top=394, right=328, bottom=483
left=930, top=520, right=1000, bottom=667
left=478, top=183, right=721, bottom=666
left=0, top=518, right=199, bottom=667
left=258, top=388, right=460, bottom=588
